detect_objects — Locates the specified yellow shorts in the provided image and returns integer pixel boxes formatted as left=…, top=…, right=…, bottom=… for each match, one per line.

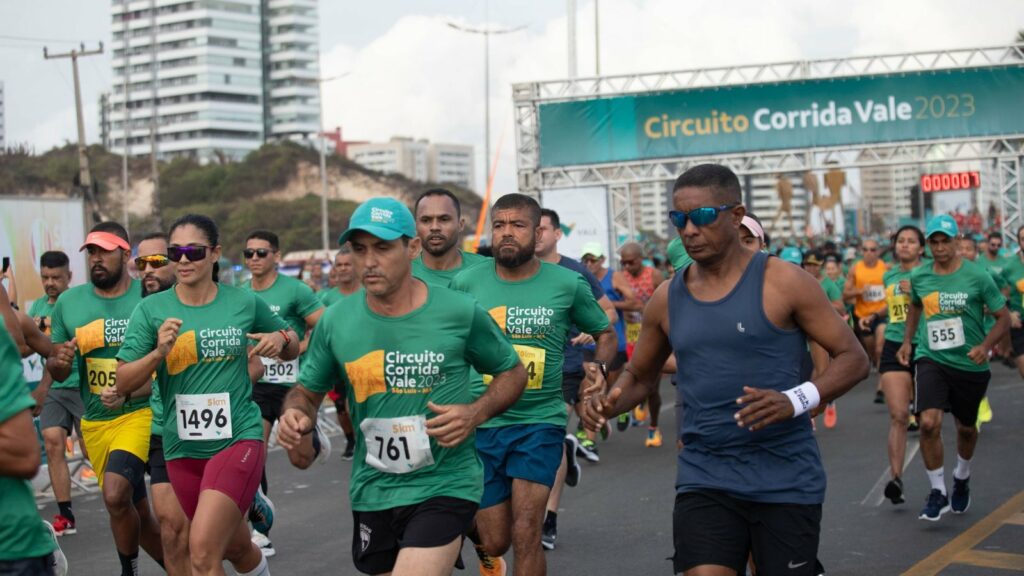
left=81, top=408, right=152, bottom=489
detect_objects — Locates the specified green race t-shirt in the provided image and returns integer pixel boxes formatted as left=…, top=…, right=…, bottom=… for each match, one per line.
left=451, top=261, right=610, bottom=428
left=882, top=266, right=916, bottom=344
left=412, top=250, right=490, bottom=287
left=819, top=277, right=842, bottom=303
left=26, top=297, right=78, bottom=390
left=242, top=273, right=323, bottom=387
left=1000, top=255, right=1024, bottom=315
left=117, top=285, right=288, bottom=460
left=0, top=326, right=55, bottom=562
left=910, top=259, right=1005, bottom=372
left=50, top=280, right=150, bottom=421
left=299, top=284, right=520, bottom=511
left=320, top=287, right=363, bottom=308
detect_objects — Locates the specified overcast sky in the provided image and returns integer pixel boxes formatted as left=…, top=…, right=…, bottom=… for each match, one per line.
left=1, top=0, right=1022, bottom=196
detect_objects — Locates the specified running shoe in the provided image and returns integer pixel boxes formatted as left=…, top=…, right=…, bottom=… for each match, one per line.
left=475, top=545, right=507, bottom=576
left=951, top=477, right=970, bottom=514
left=645, top=427, right=663, bottom=448
left=249, top=487, right=275, bottom=536
left=616, top=413, right=629, bottom=432
left=541, top=522, right=557, bottom=551
left=873, top=390, right=885, bottom=404
left=251, top=529, right=276, bottom=557
left=599, top=420, right=611, bottom=441
left=632, top=403, right=648, bottom=425
left=919, top=489, right=950, bottom=522
left=50, top=514, right=76, bottom=537
left=823, top=403, right=837, bottom=429
left=563, top=435, right=581, bottom=487
left=977, top=397, right=992, bottom=431
left=342, top=438, right=354, bottom=461
left=884, top=476, right=905, bottom=505
left=315, top=420, right=332, bottom=464
left=577, top=438, right=600, bottom=463
left=43, top=521, right=68, bottom=576
left=79, top=466, right=97, bottom=484
left=907, top=414, right=920, bottom=432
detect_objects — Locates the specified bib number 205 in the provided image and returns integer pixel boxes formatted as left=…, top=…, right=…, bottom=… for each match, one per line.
left=176, top=393, right=232, bottom=440
left=360, top=416, right=434, bottom=474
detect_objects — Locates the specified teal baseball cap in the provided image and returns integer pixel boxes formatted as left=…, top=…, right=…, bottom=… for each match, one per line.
left=780, top=246, right=803, bottom=264
left=925, top=214, right=959, bottom=239
left=338, top=197, right=417, bottom=245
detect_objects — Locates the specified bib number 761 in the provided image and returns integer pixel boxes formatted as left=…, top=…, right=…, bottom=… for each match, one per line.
left=359, top=416, right=434, bottom=474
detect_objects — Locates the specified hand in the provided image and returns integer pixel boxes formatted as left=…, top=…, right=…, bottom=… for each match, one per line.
left=734, top=386, right=794, bottom=431
left=898, top=280, right=911, bottom=295
left=425, top=402, right=480, bottom=448
left=156, top=318, right=183, bottom=358
left=570, top=333, right=595, bottom=346
left=857, top=315, right=874, bottom=332
left=581, top=387, right=621, bottom=432
left=277, top=408, right=312, bottom=451
left=580, top=361, right=607, bottom=398
left=1012, top=312, right=1022, bottom=330
left=50, top=338, right=77, bottom=371
left=896, top=343, right=912, bottom=367
left=248, top=331, right=286, bottom=360
left=100, top=386, right=125, bottom=410
left=966, top=345, right=989, bottom=365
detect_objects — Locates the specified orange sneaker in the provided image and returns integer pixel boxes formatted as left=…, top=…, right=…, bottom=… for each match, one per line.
left=645, top=428, right=663, bottom=447
left=475, top=545, right=507, bottom=576
left=824, top=402, right=837, bottom=429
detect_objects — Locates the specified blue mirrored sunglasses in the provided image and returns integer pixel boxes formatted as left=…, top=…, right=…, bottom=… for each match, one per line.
left=668, top=204, right=738, bottom=229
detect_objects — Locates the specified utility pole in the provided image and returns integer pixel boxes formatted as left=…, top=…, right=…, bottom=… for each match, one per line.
left=149, top=0, right=162, bottom=229
left=44, top=43, right=104, bottom=193
left=594, top=0, right=601, bottom=76
left=567, top=0, right=577, bottom=78
left=121, top=6, right=132, bottom=232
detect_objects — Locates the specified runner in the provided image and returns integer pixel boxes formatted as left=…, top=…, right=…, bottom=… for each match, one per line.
left=619, top=242, right=666, bottom=446
left=412, top=188, right=489, bottom=287
left=451, top=193, right=615, bottom=576
left=804, top=250, right=845, bottom=429
left=276, top=196, right=527, bottom=576
left=897, top=215, right=1009, bottom=521
left=956, top=237, right=1001, bottom=429
left=843, top=238, right=889, bottom=402
left=45, top=222, right=164, bottom=576
left=320, top=246, right=361, bottom=460
left=738, top=214, right=767, bottom=252
left=25, top=251, right=86, bottom=536
left=116, top=213, right=298, bottom=576
left=1000, top=225, right=1024, bottom=378
left=582, top=163, right=868, bottom=576
left=241, top=229, right=326, bottom=556
left=863, top=225, right=925, bottom=505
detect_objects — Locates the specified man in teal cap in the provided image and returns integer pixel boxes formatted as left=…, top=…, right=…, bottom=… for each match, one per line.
left=666, top=237, right=693, bottom=272
left=897, top=214, right=1009, bottom=522
left=277, top=196, right=527, bottom=576
left=780, top=246, right=803, bottom=265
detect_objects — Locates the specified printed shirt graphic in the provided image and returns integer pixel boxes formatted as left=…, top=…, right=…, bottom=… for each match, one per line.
left=242, top=273, right=323, bottom=387
left=1000, top=255, right=1024, bottom=315
left=299, top=285, right=519, bottom=511
left=451, top=261, right=610, bottom=428
left=0, top=327, right=56, bottom=561
left=910, top=259, right=1005, bottom=372
left=882, top=266, right=917, bottom=344
left=27, top=298, right=78, bottom=390
left=117, top=285, right=288, bottom=460
left=412, top=250, right=490, bottom=287
left=49, top=280, right=150, bottom=421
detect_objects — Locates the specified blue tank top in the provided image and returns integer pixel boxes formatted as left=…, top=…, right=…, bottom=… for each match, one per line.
left=669, top=250, right=826, bottom=505
left=587, top=270, right=626, bottom=353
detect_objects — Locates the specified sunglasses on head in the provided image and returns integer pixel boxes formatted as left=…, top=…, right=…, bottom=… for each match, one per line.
left=134, top=254, right=170, bottom=271
left=243, top=248, right=274, bottom=259
left=668, top=204, right=738, bottom=229
left=168, top=245, right=209, bottom=263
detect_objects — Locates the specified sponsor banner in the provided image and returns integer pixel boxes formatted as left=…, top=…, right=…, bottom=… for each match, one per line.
left=540, top=187, right=610, bottom=261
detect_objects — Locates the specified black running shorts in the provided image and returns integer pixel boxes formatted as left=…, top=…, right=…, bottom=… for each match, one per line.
left=879, top=339, right=914, bottom=374
left=252, top=382, right=289, bottom=424
left=914, top=358, right=990, bottom=426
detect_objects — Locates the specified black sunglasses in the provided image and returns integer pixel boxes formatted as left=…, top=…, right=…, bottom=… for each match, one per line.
left=243, top=248, right=274, bottom=259
left=168, top=245, right=210, bottom=263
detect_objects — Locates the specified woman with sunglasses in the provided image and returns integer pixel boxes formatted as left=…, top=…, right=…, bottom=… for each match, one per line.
left=117, top=214, right=298, bottom=576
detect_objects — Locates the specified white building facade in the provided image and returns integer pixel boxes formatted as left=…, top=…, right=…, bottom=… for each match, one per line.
left=348, top=137, right=476, bottom=191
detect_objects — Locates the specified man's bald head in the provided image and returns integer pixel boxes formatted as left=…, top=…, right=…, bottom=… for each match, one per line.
left=619, top=242, right=645, bottom=275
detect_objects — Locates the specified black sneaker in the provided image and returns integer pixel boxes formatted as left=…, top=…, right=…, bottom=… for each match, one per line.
left=541, top=522, right=556, bottom=551
left=907, top=415, right=920, bottom=432
left=951, top=477, right=970, bottom=513
left=919, top=489, right=950, bottom=521
left=342, top=440, right=354, bottom=461
left=874, top=390, right=885, bottom=404
left=884, top=476, right=905, bottom=505
left=563, top=435, right=581, bottom=487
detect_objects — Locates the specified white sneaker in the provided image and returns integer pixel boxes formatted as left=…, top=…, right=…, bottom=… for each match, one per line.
left=315, top=420, right=332, bottom=465
left=251, top=528, right=276, bottom=558
left=43, top=521, right=69, bottom=576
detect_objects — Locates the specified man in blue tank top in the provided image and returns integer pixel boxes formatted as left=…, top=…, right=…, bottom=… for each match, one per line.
left=582, top=164, right=869, bottom=576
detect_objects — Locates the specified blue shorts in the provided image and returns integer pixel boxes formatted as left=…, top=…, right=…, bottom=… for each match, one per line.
left=476, top=424, right=564, bottom=509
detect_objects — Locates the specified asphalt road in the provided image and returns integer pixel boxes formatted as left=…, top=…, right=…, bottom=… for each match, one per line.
left=45, top=365, right=1024, bottom=575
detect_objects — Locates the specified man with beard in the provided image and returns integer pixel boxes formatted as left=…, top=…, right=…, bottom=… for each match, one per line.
left=412, top=188, right=489, bottom=287
left=27, top=251, right=86, bottom=536
left=451, top=193, right=616, bottom=576
left=46, top=222, right=163, bottom=576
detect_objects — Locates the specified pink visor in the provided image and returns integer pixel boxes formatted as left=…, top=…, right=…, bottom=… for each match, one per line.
left=80, top=231, right=130, bottom=252
left=741, top=216, right=764, bottom=240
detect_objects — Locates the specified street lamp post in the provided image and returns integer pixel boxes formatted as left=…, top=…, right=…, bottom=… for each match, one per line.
left=314, top=67, right=351, bottom=254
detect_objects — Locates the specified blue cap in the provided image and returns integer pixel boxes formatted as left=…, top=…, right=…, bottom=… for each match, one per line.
left=780, top=246, right=803, bottom=265
left=338, top=197, right=417, bottom=245
left=925, top=214, right=959, bottom=239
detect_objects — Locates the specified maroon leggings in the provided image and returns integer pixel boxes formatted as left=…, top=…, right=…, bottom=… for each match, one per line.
left=166, top=439, right=265, bottom=520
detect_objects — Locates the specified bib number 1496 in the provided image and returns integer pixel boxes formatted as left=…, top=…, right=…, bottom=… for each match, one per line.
left=176, top=393, right=232, bottom=440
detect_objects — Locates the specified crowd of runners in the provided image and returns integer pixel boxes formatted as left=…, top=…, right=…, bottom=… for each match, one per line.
left=1, top=162, right=1020, bottom=575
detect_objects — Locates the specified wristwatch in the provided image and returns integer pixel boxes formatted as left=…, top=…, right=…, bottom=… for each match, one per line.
left=594, top=361, right=609, bottom=380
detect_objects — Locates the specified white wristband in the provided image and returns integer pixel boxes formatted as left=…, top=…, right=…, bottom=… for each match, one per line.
left=782, top=382, right=820, bottom=418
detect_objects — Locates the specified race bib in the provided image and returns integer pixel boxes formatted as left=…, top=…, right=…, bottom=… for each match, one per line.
left=887, top=294, right=909, bottom=324
left=22, top=353, right=44, bottom=384
left=261, top=357, right=298, bottom=384
left=176, top=393, right=232, bottom=440
left=360, top=415, right=434, bottom=474
left=626, top=322, right=642, bottom=345
left=863, top=285, right=885, bottom=303
left=927, top=317, right=966, bottom=351
left=514, top=345, right=546, bottom=390
left=86, top=357, right=118, bottom=396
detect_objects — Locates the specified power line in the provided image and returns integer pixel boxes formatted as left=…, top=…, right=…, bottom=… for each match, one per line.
left=0, top=34, right=99, bottom=45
